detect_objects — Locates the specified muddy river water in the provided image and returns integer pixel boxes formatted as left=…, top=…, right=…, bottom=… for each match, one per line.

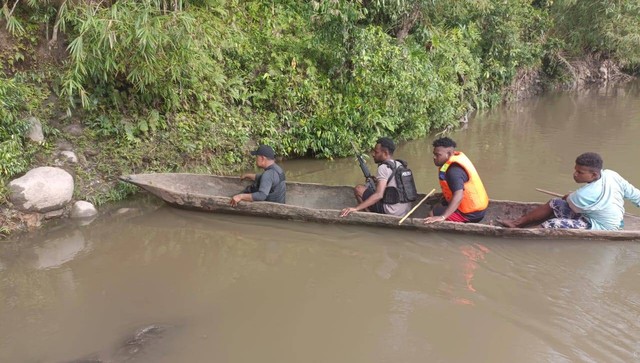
left=2, top=83, right=640, bottom=362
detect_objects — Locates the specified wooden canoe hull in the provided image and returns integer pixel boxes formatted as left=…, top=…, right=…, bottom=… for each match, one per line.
left=120, top=173, right=640, bottom=241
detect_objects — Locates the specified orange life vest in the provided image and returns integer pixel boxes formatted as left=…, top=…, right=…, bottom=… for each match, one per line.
left=438, top=151, right=489, bottom=213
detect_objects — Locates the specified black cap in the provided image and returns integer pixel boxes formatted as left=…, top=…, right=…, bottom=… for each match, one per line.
left=250, top=145, right=275, bottom=159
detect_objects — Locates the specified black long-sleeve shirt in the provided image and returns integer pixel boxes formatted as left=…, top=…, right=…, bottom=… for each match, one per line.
left=250, top=164, right=286, bottom=203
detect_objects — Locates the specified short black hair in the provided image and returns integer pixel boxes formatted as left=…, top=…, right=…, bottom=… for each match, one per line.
left=376, top=137, right=396, bottom=154
left=432, top=137, right=457, bottom=148
left=576, top=152, right=603, bottom=170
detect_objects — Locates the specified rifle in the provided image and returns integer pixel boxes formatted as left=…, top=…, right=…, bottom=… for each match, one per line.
left=350, top=141, right=376, bottom=191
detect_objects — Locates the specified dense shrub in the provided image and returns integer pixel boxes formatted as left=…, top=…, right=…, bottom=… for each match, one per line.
left=550, top=0, right=640, bottom=68
left=0, top=77, right=32, bottom=178
left=61, top=0, right=229, bottom=112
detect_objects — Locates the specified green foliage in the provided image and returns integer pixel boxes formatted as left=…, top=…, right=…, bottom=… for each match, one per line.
left=551, top=0, right=640, bottom=67
left=2, top=0, right=26, bottom=35
left=345, top=27, right=454, bottom=139
left=0, top=224, right=9, bottom=237
left=228, top=2, right=474, bottom=157
left=0, top=136, right=29, bottom=177
left=474, top=0, right=549, bottom=100
left=1, top=0, right=61, bottom=41
left=84, top=110, right=166, bottom=143
left=52, top=0, right=637, bottom=164
left=0, top=77, right=32, bottom=178
left=0, top=78, right=29, bottom=138
left=61, top=0, right=228, bottom=111
left=85, top=182, right=139, bottom=206
left=319, top=0, right=550, bottom=105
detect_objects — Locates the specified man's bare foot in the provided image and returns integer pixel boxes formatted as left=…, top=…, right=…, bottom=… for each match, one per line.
left=495, top=218, right=518, bottom=228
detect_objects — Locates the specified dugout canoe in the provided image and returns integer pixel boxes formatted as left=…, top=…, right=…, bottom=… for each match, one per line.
left=119, top=173, right=640, bottom=241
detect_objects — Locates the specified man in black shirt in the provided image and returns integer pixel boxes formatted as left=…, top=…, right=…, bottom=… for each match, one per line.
left=230, top=145, right=286, bottom=206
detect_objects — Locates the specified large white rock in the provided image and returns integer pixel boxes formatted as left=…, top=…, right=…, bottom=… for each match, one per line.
left=70, top=201, right=98, bottom=218
left=59, top=150, right=78, bottom=164
left=8, top=167, right=74, bottom=213
left=25, top=116, right=44, bottom=143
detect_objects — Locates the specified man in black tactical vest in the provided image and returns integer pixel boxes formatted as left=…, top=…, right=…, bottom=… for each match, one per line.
left=230, top=145, right=286, bottom=206
left=340, top=137, right=417, bottom=217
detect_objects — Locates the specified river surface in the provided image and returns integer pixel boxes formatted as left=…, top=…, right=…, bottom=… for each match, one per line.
left=2, top=83, right=640, bottom=362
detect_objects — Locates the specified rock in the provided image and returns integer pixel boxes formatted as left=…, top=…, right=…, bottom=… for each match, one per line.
left=115, top=208, right=136, bottom=215
left=114, top=324, right=169, bottom=361
left=73, top=215, right=96, bottom=227
left=25, top=116, right=44, bottom=143
left=43, top=209, right=65, bottom=219
left=20, top=212, right=43, bottom=229
left=8, top=167, right=74, bottom=213
left=599, top=65, right=609, bottom=81
left=71, top=201, right=98, bottom=219
left=56, top=140, right=74, bottom=151
left=63, top=324, right=171, bottom=363
left=59, top=151, right=78, bottom=164
left=85, top=149, right=99, bottom=157
left=63, top=124, right=84, bottom=137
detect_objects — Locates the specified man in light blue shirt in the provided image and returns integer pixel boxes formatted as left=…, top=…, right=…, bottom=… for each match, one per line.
left=499, top=152, right=640, bottom=230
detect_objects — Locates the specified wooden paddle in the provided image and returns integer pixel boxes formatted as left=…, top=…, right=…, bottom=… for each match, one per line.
left=399, top=188, right=437, bottom=225
left=535, top=188, right=565, bottom=198
left=535, top=188, right=637, bottom=217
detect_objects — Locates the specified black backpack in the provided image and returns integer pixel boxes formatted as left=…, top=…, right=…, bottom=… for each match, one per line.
left=382, top=159, right=418, bottom=204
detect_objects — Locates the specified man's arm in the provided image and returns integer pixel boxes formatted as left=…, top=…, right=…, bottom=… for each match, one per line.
left=620, top=176, right=640, bottom=207
left=231, top=171, right=274, bottom=206
left=251, top=170, right=276, bottom=202
left=240, top=173, right=257, bottom=181
left=425, top=189, right=464, bottom=223
left=230, top=192, right=254, bottom=206
left=340, top=178, right=388, bottom=217
left=424, top=165, right=466, bottom=223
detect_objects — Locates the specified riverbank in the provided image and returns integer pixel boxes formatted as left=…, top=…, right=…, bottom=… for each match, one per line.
left=2, top=73, right=636, bottom=239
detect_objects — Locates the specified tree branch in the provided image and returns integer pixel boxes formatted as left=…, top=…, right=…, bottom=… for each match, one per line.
left=395, top=3, right=422, bottom=43
left=9, top=0, right=20, bottom=17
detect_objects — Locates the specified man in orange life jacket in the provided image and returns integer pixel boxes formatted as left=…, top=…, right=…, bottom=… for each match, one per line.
left=424, top=137, right=489, bottom=224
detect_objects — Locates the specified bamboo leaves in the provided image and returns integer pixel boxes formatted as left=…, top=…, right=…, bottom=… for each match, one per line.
left=60, top=0, right=225, bottom=112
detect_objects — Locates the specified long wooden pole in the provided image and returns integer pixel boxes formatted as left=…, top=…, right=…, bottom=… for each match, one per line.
left=535, top=188, right=563, bottom=198
left=535, top=188, right=637, bottom=217
left=399, top=188, right=436, bottom=225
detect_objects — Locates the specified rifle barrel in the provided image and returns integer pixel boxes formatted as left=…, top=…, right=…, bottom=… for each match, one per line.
left=351, top=141, right=375, bottom=188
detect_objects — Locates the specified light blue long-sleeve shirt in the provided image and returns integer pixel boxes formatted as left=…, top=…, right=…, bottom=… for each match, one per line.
left=568, top=169, right=640, bottom=230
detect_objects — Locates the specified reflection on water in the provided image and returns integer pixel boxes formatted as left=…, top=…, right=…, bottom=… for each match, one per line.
left=459, top=243, right=490, bottom=294
left=2, top=83, right=640, bottom=362
left=32, top=229, right=87, bottom=270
